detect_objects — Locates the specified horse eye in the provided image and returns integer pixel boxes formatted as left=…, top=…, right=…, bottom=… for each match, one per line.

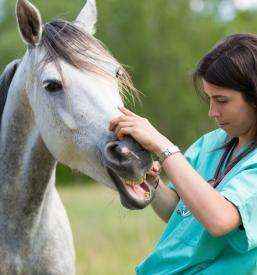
left=43, top=80, right=63, bottom=93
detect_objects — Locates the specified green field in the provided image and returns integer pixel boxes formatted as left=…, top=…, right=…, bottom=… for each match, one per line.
left=58, top=183, right=165, bottom=275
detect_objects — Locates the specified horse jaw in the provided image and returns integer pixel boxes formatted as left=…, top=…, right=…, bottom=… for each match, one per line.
left=75, top=0, right=97, bottom=35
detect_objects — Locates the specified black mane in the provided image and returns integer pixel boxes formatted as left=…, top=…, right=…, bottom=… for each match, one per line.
left=0, top=59, right=21, bottom=129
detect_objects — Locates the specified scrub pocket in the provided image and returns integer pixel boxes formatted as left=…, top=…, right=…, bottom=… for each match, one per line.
left=172, top=215, right=205, bottom=247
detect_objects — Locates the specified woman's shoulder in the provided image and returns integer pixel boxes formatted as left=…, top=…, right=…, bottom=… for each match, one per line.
left=190, top=128, right=227, bottom=150
left=184, top=129, right=226, bottom=164
left=202, top=128, right=227, bottom=142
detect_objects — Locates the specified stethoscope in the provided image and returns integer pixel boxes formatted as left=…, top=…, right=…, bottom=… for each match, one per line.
left=177, top=139, right=240, bottom=218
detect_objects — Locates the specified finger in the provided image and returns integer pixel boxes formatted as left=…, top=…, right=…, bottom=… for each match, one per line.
left=116, top=126, right=136, bottom=140
left=115, top=126, right=133, bottom=140
left=152, top=161, right=161, bottom=173
left=118, top=106, right=139, bottom=117
left=110, top=115, right=128, bottom=130
left=146, top=171, right=159, bottom=178
left=110, top=115, right=137, bottom=130
left=148, top=165, right=160, bottom=175
left=146, top=174, right=160, bottom=186
left=114, top=121, right=134, bottom=136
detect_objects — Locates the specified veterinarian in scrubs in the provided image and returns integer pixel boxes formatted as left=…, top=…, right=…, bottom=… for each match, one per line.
left=111, top=33, right=257, bottom=274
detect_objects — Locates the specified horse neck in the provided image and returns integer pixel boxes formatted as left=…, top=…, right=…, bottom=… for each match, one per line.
left=0, top=61, right=57, bottom=232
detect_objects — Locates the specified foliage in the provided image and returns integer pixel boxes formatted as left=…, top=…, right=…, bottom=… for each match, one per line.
left=1, top=0, right=257, bottom=181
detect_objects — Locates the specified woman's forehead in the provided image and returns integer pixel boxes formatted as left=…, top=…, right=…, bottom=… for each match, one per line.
left=202, top=79, right=241, bottom=97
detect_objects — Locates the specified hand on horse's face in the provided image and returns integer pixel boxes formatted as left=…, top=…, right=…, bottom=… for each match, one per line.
left=110, top=106, right=172, bottom=154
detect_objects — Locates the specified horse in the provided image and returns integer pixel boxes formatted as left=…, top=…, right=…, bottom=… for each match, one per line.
left=0, top=0, right=155, bottom=274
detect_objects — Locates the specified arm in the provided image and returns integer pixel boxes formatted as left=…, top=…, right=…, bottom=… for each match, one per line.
left=110, top=107, right=241, bottom=236
left=151, top=179, right=179, bottom=223
left=145, top=161, right=179, bottom=222
left=161, top=152, right=241, bottom=236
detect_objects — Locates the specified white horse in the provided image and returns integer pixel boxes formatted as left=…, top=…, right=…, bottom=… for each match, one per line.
left=0, top=0, right=155, bottom=274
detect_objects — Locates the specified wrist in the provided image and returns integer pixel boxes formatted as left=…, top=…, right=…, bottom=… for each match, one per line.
left=157, top=145, right=181, bottom=164
left=153, top=138, right=174, bottom=155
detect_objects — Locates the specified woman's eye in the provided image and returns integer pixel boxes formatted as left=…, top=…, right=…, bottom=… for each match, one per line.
left=216, top=98, right=227, bottom=103
left=43, top=80, right=63, bottom=93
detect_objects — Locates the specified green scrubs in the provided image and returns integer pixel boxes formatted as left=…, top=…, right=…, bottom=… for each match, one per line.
left=136, top=129, right=257, bottom=275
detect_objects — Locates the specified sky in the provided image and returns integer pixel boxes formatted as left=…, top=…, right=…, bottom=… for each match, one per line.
left=234, top=0, right=257, bottom=10
left=191, top=0, right=257, bottom=11
left=190, top=0, right=257, bottom=21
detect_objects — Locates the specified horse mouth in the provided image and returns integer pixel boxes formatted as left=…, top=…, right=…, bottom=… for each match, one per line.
left=107, top=168, right=155, bottom=209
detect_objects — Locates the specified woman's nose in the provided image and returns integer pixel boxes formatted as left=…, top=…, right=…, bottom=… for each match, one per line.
left=208, top=102, right=221, bottom=118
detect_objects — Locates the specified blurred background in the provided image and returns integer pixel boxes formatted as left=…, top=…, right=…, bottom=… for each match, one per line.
left=1, top=0, right=257, bottom=274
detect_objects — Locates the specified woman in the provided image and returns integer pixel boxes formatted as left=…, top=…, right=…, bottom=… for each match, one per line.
left=110, top=33, right=257, bottom=274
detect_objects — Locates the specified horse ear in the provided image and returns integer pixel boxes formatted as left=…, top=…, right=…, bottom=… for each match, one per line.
left=16, top=0, right=42, bottom=46
left=75, top=0, right=97, bottom=35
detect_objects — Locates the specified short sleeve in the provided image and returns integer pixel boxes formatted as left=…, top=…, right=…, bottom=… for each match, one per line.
left=220, top=166, right=257, bottom=252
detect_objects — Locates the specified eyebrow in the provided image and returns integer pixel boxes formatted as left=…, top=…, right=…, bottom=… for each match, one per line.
left=212, top=95, right=228, bottom=98
left=204, top=93, right=228, bottom=98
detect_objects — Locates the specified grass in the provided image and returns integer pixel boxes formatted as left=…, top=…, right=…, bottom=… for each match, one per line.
left=58, top=183, right=165, bottom=275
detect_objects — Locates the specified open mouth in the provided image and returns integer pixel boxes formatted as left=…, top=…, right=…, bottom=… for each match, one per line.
left=107, top=168, right=155, bottom=209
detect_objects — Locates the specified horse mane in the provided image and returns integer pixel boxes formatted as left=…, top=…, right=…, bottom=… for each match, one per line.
left=41, top=19, right=139, bottom=103
left=0, top=19, right=138, bottom=129
left=0, top=59, right=21, bottom=128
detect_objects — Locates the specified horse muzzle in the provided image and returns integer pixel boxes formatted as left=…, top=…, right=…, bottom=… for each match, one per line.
left=103, top=136, right=155, bottom=209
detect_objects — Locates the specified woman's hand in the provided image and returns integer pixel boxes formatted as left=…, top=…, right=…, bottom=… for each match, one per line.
left=110, top=106, right=172, bottom=154
left=146, top=161, right=161, bottom=188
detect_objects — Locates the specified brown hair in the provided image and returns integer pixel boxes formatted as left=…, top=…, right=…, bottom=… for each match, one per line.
left=193, top=33, right=257, bottom=164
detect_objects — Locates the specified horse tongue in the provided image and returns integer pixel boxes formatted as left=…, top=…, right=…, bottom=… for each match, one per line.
left=125, top=182, right=150, bottom=201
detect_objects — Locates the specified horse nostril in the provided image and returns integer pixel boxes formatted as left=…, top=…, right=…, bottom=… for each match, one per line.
left=105, top=142, right=131, bottom=164
left=104, top=136, right=153, bottom=180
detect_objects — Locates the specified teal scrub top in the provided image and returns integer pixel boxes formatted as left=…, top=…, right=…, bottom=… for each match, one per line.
left=136, top=129, right=257, bottom=275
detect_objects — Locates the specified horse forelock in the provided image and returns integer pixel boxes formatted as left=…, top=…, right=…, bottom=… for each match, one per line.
left=40, top=19, right=139, bottom=104
left=0, top=59, right=21, bottom=130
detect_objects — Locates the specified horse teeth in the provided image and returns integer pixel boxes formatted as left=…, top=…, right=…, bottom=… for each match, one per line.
left=144, top=192, right=150, bottom=200
left=126, top=176, right=145, bottom=185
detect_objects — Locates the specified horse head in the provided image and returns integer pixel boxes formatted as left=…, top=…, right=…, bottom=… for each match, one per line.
left=15, top=0, right=155, bottom=209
